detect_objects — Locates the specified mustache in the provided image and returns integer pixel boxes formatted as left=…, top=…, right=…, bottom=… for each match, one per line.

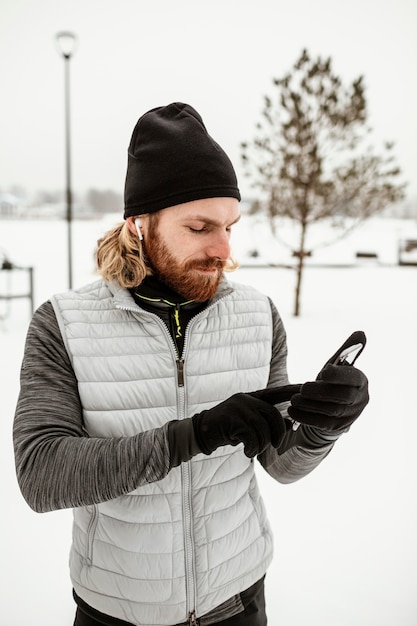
left=185, top=258, right=225, bottom=271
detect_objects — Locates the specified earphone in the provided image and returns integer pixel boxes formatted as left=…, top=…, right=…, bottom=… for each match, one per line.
left=134, top=218, right=143, bottom=241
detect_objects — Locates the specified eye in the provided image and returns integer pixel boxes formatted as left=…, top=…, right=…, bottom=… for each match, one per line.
left=188, top=226, right=208, bottom=233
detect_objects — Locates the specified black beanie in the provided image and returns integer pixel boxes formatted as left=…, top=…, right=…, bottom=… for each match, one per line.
left=123, top=102, right=241, bottom=218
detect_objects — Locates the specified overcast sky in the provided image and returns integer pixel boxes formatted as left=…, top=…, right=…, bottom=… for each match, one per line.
left=1, top=0, right=416, bottom=202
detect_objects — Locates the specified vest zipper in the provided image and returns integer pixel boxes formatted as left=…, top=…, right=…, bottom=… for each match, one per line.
left=117, top=293, right=230, bottom=622
left=120, top=305, right=198, bottom=616
left=175, top=296, right=230, bottom=622
left=177, top=358, right=184, bottom=386
left=188, top=610, right=199, bottom=625
left=183, top=460, right=197, bottom=622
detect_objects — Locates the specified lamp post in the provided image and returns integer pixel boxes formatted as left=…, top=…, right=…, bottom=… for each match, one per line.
left=55, top=31, right=77, bottom=289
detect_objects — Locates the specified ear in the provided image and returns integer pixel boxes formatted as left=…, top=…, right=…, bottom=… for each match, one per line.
left=126, top=216, right=142, bottom=239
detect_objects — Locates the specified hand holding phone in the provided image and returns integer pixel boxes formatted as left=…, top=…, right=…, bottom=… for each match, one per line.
left=289, top=330, right=368, bottom=432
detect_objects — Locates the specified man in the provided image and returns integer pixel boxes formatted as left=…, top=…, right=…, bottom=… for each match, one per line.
left=13, top=102, right=369, bottom=626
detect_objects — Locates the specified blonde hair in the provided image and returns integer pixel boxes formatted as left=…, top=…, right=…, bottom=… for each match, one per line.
left=96, top=221, right=148, bottom=288
left=95, top=217, right=239, bottom=289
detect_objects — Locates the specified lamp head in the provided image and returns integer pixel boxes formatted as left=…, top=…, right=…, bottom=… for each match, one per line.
left=55, top=31, right=78, bottom=59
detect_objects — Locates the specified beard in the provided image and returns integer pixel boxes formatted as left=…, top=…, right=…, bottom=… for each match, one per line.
left=143, top=223, right=225, bottom=302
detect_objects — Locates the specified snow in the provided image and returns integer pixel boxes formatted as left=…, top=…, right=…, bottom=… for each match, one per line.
left=1, top=215, right=416, bottom=625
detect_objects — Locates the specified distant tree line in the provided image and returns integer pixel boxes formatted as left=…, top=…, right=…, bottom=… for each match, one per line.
left=0, top=188, right=124, bottom=216
left=85, top=189, right=123, bottom=214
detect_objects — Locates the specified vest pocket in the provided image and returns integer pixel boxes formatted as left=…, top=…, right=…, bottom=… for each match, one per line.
left=248, top=478, right=267, bottom=535
left=86, top=504, right=99, bottom=565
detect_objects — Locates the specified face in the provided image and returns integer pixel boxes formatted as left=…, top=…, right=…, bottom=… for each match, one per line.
left=128, top=197, right=240, bottom=301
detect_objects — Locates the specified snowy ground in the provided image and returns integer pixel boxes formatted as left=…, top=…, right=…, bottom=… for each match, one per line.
left=1, top=215, right=416, bottom=625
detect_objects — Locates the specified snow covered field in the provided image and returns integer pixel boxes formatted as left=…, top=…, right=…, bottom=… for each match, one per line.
left=1, top=215, right=416, bottom=625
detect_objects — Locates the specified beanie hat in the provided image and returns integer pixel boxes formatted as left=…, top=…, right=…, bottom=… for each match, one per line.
left=123, top=102, right=241, bottom=218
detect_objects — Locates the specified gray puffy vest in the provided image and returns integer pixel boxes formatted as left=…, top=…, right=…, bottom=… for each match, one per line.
left=52, top=279, right=274, bottom=625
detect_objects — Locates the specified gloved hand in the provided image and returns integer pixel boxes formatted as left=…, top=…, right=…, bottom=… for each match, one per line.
left=253, top=331, right=369, bottom=434
left=192, top=393, right=287, bottom=457
left=287, top=364, right=369, bottom=432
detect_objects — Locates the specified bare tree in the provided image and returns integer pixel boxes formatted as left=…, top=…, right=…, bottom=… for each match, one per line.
left=241, top=49, right=406, bottom=316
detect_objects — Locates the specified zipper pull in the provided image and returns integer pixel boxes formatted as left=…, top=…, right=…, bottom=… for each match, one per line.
left=176, top=359, right=184, bottom=387
left=173, top=304, right=182, bottom=339
left=188, top=611, right=199, bottom=625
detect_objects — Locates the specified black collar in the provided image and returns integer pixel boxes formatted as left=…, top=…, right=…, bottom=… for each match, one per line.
left=131, top=275, right=205, bottom=312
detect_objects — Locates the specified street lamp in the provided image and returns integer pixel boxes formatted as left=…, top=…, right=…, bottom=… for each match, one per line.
left=55, top=31, right=77, bottom=289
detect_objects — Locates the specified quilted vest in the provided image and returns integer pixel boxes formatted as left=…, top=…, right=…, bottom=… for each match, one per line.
left=52, top=279, right=274, bottom=626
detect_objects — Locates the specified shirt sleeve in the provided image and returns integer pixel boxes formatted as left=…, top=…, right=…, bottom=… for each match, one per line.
left=13, top=301, right=172, bottom=513
left=258, top=298, right=339, bottom=483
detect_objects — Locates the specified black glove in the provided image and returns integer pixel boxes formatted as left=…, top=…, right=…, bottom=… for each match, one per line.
left=250, top=384, right=302, bottom=406
left=287, top=364, right=369, bottom=432
left=253, top=332, right=369, bottom=433
left=168, top=391, right=289, bottom=467
left=192, top=393, right=287, bottom=458
left=287, top=331, right=369, bottom=432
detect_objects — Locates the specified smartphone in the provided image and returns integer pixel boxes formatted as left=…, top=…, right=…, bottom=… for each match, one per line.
left=333, top=342, right=364, bottom=365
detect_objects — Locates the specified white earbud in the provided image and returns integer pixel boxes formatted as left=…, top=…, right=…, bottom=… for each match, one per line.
left=134, top=218, right=143, bottom=241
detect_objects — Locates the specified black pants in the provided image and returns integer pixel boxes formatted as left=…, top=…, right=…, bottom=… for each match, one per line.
left=73, top=583, right=267, bottom=626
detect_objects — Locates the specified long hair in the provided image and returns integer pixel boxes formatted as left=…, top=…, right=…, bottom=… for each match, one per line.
left=96, top=221, right=148, bottom=288
left=95, top=216, right=239, bottom=289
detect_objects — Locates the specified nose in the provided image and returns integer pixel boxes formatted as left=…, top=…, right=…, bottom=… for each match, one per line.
left=204, top=231, right=231, bottom=260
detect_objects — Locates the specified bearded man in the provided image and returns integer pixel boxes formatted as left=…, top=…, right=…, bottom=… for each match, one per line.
left=13, top=103, right=369, bottom=626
